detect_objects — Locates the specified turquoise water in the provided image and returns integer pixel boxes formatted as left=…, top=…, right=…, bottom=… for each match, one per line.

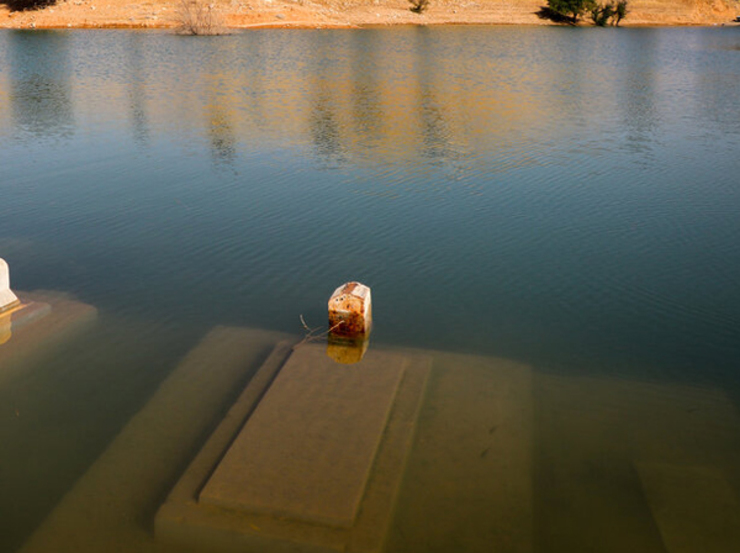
left=1, top=26, right=740, bottom=552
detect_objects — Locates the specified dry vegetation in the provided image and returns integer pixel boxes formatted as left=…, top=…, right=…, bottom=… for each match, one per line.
left=175, top=0, right=225, bottom=34
left=409, top=0, right=431, bottom=13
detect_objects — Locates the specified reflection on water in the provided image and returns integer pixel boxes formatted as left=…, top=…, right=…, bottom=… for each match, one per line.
left=8, top=31, right=74, bottom=141
left=1, top=25, right=740, bottom=553
left=415, top=28, right=458, bottom=171
left=616, top=30, right=660, bottom=159
left=309, top=33, right=348, bottom=169
left=310, top=78, right=347, bottom=169
left=205, top=79, right=238, bottom=167
left=0, top=312, right=12, bottom=345
left=326, top=334, right=370, bottom=364
left=350, top=30, right=383, bottom=149
left=125, top=33, right=150, bottom=147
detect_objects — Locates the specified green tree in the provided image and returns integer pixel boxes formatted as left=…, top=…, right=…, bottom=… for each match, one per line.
left=545, top=0, right=594, bottom=24
left=537, top=0, right=628, bottom=25
left=613, top=0, right=628, bottom=26
left=590, top=1, right=615, bottom=26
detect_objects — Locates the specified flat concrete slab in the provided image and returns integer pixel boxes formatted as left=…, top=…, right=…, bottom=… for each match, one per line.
left=200, top=344, right=405, bottom=528
left=636, top=463, right=740, bottom=553
left=156, top=343, right=431, bottom=553
left=20, top=326, right=291, bottom=553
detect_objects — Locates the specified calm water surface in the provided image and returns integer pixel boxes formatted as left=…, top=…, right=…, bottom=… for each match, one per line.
left=1, top=26, right=740, bottom=552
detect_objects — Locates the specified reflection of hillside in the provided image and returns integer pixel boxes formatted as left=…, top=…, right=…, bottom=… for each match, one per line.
left=0, top=30, right=556, bottom=170
left=0, top=29, right=703, bottom=173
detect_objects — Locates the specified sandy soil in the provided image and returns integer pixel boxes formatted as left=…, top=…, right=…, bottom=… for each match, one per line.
left=0, top=0, right=738, bottom=31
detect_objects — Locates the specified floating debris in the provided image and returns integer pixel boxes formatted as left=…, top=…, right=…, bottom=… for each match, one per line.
left=328, top=281, right=372, bottom=338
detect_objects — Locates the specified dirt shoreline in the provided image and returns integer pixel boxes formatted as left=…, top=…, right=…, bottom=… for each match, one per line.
left=1, top=0, right=738, bottom=31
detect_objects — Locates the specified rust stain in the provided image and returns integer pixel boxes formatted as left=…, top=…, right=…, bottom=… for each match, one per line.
left=328, top=281, right=371, bottom=338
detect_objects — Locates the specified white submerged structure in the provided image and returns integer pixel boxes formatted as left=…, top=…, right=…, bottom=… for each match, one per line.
left=0, top=258, right=20, bottom=312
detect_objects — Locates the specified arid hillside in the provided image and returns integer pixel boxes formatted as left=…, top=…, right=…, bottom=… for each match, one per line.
left=0, top=0, right=738, bottom=31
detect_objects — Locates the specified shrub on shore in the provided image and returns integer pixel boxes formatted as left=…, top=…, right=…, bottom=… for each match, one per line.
left=613, top=0, right=628, bottom=26
left=175, top=0, right=226, bottom=35
left=536, top=0, right=628, bottom=25
left=590, top=1, right=614, bottom=25
left=409, top=0, right=430, bottom=14
left=3, top=0, right=55, bottom=12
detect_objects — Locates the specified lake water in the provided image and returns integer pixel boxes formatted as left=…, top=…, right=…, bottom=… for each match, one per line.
left=1, top=26, right=740, bottom=552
